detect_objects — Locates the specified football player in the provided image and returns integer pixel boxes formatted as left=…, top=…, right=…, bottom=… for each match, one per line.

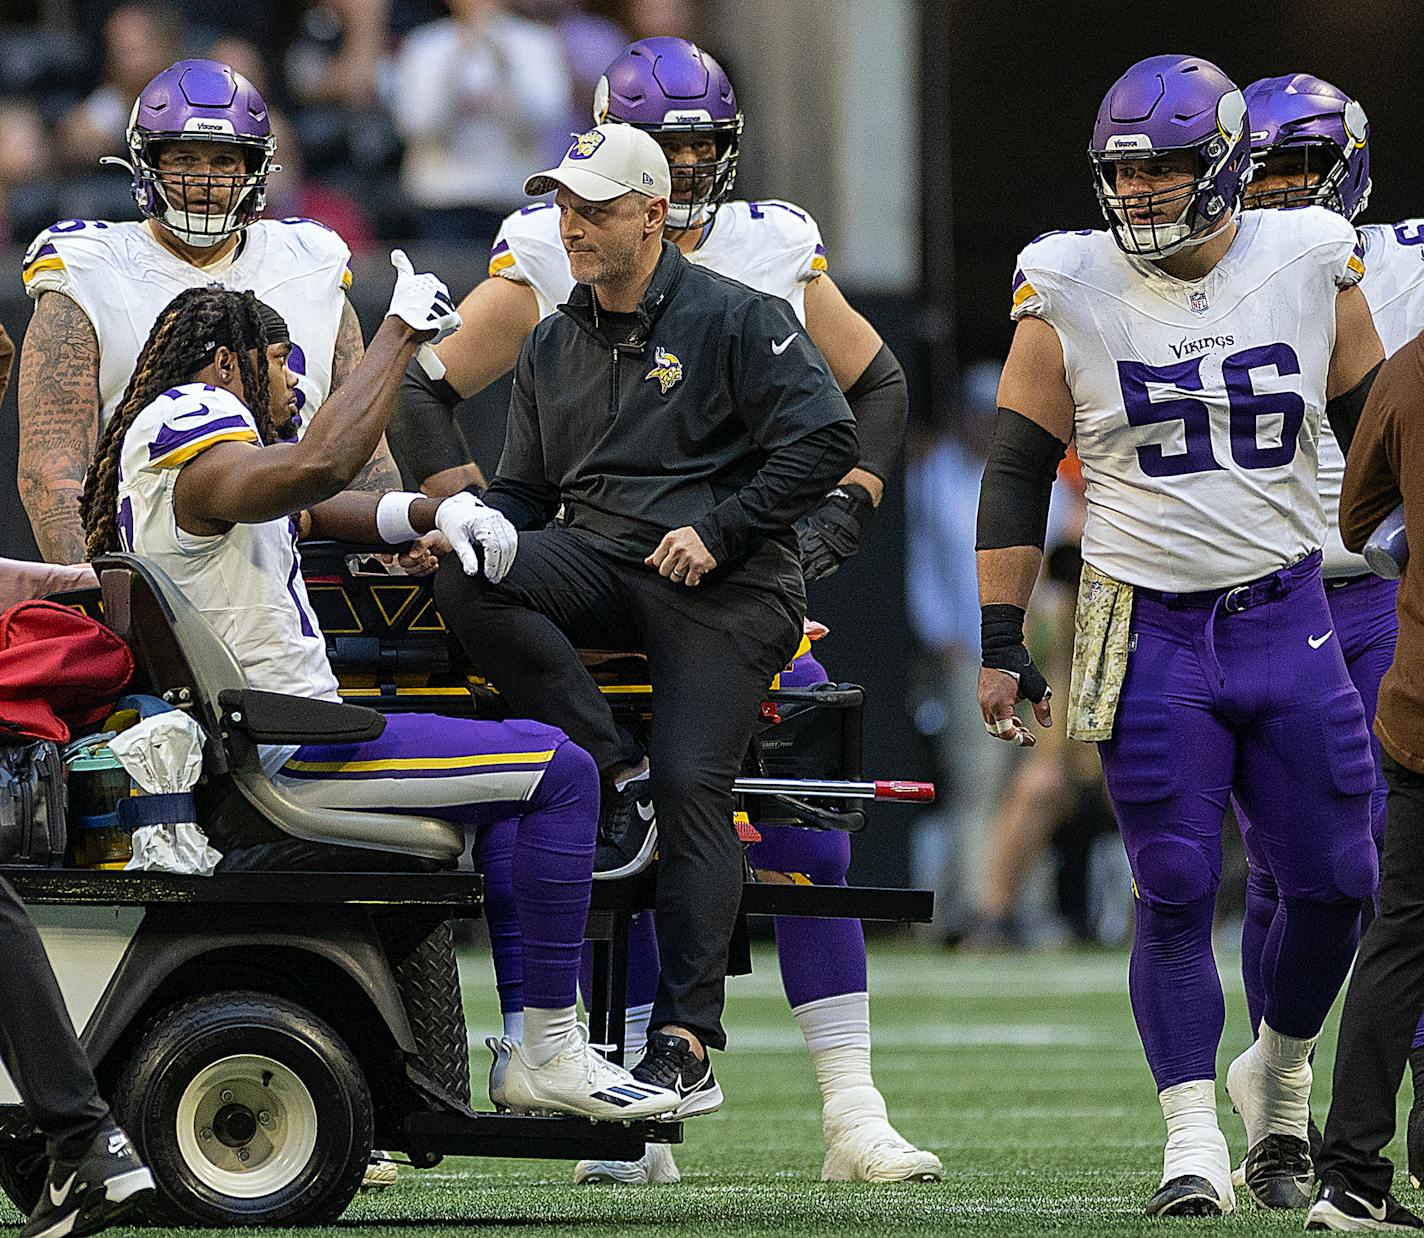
left=1241, top=72, right=1424, bottom=1218
left=389, top=37, right=933, bottom=1187
left=80, top=278, right=683, bottom=1126
left=977, top=55, right=1382, bottom=1216
left=17, top=58, right=402, bottom=568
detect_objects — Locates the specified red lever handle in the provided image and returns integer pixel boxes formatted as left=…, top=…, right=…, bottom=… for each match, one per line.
left=873, top=780, right=936, bottom=803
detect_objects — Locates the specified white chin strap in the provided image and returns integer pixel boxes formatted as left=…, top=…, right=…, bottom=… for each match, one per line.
left=666, top=199, right=710, bottom=232
left=160, top=210, right=239, bottom=248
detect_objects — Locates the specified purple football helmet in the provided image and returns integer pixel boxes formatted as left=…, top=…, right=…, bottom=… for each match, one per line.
left=1089, top=54, right=1251, bottom=258
left=594, top=37, right=741, bottom=230
left=118, top=59, right=276, bottom=248
left=1243, top=75, right=1370, bottom=219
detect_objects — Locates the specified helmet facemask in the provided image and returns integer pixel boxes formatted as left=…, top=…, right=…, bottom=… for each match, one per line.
left=1090, top=88, right=1250, bottom=260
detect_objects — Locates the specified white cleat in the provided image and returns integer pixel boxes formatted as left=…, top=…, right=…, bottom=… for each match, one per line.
left=820, top=1087, right=943, bottom=1183
left=501, top=1025, right=679, bottom=1120
left=487, top=1036, right=512, bottom=1110
left=360, top=1155, right=399, bottom=1190
left=574, top=1142, right=682, bottom=1185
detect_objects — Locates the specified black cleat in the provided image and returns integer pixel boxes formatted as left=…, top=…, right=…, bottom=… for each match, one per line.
left=1240, top=1132, right=1313, bottom=1209
left=1144, top=1174, right=1229, bottom=1217
left=631, top=1031, right=723, bottom=1118
left=594, top=778, right=657, bottom=880
left=22, top=1124, right=155, bottom=1238
left=1307, top=1175, right=1423, bottom=1230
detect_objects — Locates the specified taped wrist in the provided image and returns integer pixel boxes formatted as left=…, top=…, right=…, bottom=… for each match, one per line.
left=1324, top=361, right=1381, bottom=455
left=843, top=343, right=907, bottom=482
left=376, top=491, right=423, bottom=544
left=975, top=409, right=1068, bottom=551
left=981, top=603, right=1049, bottom=702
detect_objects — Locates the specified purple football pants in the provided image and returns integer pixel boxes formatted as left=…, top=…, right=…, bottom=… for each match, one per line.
left=1097, top=554, right=1377, bottom=1091
left=579, top=649, right=865, bottom=1030
left=276, top=713, right=598, bottom=1010
left=1238, top=572, right=1400, bottom=1037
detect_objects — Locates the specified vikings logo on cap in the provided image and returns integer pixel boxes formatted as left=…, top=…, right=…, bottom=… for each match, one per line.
left=645, top=346, right=683, bottom=394
left=570, top=129, right=606, bottom=160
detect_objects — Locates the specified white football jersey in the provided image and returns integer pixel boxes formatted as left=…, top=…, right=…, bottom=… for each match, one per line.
left=22, top=218, right=353, bottom=433
left=1011, top=206, right=1363, bottom=592
left=117, top=383, right=340, bottom=708
left=487, top=197, right=828, bottom=322
left=1316, top=218, right=1424, bottom=576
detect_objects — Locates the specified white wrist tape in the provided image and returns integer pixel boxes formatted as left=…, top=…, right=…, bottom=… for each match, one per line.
left=375, top=491, right=423, bottom=545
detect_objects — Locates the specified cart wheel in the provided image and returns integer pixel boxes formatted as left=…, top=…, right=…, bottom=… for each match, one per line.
left=113, top=990, right=372, bottom=1226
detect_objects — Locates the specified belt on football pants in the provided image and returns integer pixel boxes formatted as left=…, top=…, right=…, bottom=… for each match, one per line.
left=1135, top=551, right=1320, bottom=688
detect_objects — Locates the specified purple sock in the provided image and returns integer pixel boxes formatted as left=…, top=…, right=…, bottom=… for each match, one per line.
left=579, top=910, right=661, bottom=1011
left=1242, top=865, right=1278, bottom=1038
left=472, top=817, right=522, bottom=1017
left=750, top=825, right=866, bottom=1007
left=1260, top=895, right=1362, bottom=1039
left=1130, top=892, right=1224, bottom=1089
left=511, top=739, right=599, bottom=1010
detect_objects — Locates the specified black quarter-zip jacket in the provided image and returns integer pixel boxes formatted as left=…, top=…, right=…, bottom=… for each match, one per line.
left=483, top=240, right=859, bottom=576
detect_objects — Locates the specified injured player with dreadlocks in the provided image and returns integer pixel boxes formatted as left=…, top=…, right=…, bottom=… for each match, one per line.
left=78, top=272, right=683, bottom=1125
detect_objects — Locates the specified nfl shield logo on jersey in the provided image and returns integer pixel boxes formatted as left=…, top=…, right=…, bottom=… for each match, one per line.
left=1188, top=290, right=1209, bottom=315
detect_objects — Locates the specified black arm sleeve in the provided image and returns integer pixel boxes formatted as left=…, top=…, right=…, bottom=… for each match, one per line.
left=1324, top=361, right=1381, bottom=457
left=842, top=342, right=907, bottom=482
left=975, top=408, right=1068, bottom=552
left=693, top=420, right=860, bottom=566
left=480, top=337, right=561, bottom=530
left=388, top=358, right=468, bottom=487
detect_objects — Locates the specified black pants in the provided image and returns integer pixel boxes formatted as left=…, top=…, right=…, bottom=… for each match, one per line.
left=1318, top=752, right=1424, bottom=1195
left=435, top=529, right=803, bottom=1051
left=0, top=876, right=109, bottom=1159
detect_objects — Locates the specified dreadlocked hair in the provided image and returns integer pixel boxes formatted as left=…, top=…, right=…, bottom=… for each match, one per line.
left=81, top=286, right=275, bottom=561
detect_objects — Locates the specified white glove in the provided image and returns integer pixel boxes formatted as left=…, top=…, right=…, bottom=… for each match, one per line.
left=435, top=492, right=518, bottom=583
left=388, top=249, right=461, bottom=344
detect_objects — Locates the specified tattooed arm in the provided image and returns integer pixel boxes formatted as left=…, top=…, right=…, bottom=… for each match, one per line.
left=333, top=294, right=403, bottom=491
left=17, top=293, right=100, bottom=563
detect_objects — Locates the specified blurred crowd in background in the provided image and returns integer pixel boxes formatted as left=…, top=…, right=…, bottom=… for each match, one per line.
left=0, top=0, right=700, bottom=248
left=0, top=0, right=1157, bottom=954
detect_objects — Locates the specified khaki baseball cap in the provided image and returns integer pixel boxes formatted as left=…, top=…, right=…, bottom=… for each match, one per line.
left=524, top=124, right=672, bottom=202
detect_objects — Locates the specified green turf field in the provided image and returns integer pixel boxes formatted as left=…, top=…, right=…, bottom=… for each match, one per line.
left=4, top=940, right=1409, bottom=1236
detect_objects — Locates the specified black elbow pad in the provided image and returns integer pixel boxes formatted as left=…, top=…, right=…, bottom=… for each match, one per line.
left=975, top=409, right=1068, bottom=552
left=843, top=343, right=907, bottom=482
left=1324, top=361, right=1381, bottom=456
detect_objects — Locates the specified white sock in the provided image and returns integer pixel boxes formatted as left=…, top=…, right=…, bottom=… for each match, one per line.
left=1250, top=1022, right=1315, bottom=1141
left=625, top=1001, right=653, bottom=1061
left=615, top=766, right=650, bottom=793
left=794, top=992, right=878, bottom=1114
left=522, top=1006, right=577, bottom=1068
left=502, top=1010, right=525, bottom=1041
left=1159, top=1079, right=1232, bottom=1201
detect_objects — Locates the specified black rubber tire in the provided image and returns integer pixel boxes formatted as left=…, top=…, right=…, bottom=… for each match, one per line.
left=112, top=990, right=372, bottom=1226
left=0, top=1138, right=44, bottom=1216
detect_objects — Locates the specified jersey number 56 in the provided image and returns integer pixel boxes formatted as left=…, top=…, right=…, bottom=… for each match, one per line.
left=1116, top=343, right=1305, bottom=477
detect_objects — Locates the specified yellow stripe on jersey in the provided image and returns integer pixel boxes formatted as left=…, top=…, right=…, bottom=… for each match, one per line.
left=810, top=254, right=828, bottom=273
left=488, top=251, right=517, bottom=278
left=21, top=255, right=65, bottom=284
left=341, top=266, right=353, bottom=290
left=1012, top=280, right=1039, bottom=310
left=282, top=749, right=556, bottom=774
left=150, top=428, right=259, bottom=468
left=769, top=633, right=815, bottom=688
left=1347, top=254, right=1366, bottom=278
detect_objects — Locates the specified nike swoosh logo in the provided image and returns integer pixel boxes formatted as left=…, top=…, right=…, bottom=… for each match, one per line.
left=636, top=801, right=656, bottom=822
left=1308, top=630, right=1334, bottom=649
left=771, top=333, right=799, bottom=355
left=49, top=1171, right=76, bottom=1207
left=1344, top=1190, right=1387, bottom=1222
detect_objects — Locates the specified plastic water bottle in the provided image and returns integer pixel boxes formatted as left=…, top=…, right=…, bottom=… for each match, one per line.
left=1363, top=503, right=1409, bottom=580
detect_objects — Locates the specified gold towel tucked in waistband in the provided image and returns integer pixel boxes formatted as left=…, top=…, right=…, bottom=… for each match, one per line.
left=1067, top=562, right=1135, bottom=742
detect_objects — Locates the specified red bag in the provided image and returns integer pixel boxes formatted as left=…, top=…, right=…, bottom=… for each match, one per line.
left=0, top=601, right=134, bottom=743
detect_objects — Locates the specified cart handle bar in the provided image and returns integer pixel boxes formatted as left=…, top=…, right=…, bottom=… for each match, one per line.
left=733, top=777, right=934, bottom=803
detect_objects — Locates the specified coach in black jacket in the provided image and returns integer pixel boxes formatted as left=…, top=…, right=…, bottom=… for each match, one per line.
left=434, top=125, right=857, bottom=1102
